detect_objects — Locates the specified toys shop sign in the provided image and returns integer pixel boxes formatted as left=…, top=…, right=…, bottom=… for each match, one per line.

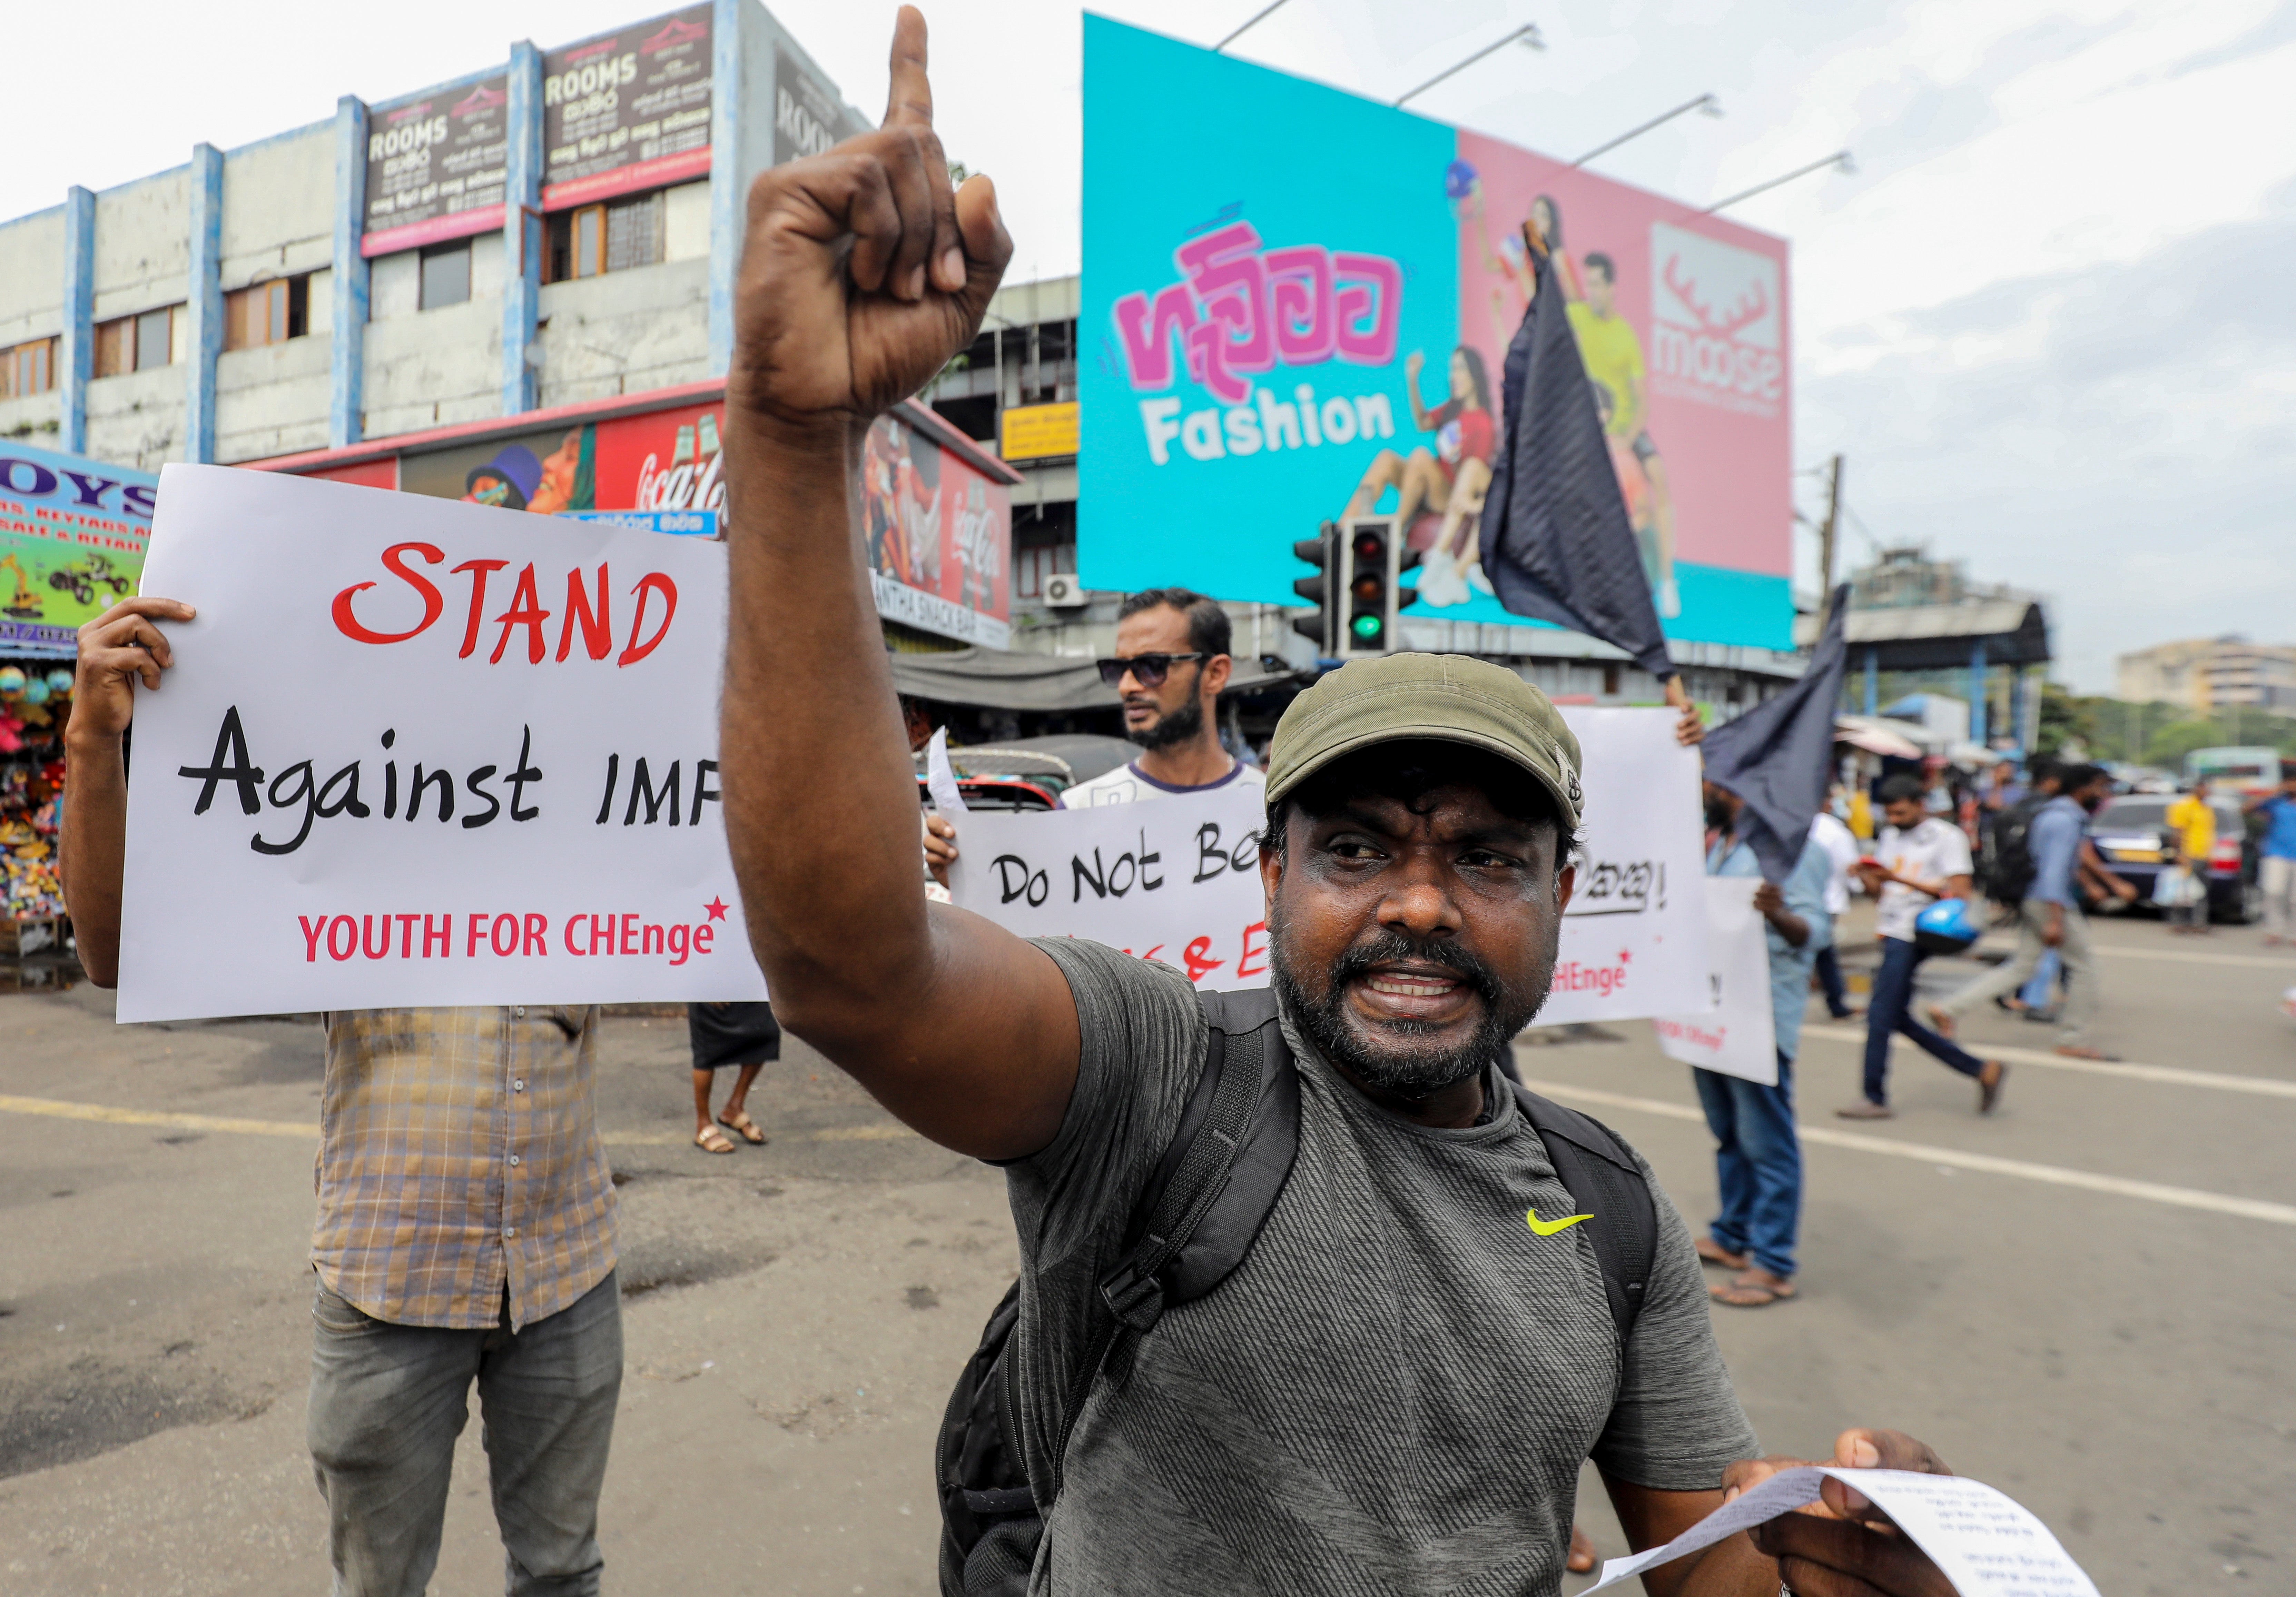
left=113, top=464, right=767, bottom=1022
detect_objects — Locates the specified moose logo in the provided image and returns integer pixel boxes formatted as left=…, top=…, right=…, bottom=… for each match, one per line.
left=1648, top=222, right=1783, bottom=418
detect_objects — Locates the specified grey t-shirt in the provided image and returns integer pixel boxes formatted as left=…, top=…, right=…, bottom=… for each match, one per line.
left=1007, top=938, right=1757, bottom=1596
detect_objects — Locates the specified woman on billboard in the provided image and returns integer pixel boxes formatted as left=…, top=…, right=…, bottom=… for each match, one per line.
left=1338, top=345, right=1495, bottom=607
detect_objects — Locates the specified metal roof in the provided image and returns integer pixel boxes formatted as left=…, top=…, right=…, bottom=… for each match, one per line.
left=1796, top=597, right=2051, bottom=669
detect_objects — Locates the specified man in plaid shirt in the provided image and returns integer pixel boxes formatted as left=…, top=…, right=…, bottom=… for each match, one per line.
left=61, top=596, right=623, bottom=1595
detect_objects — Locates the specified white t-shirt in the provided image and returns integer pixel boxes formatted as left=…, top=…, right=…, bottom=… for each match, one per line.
left=1059, top=756, right=1266, bottom=809
left=1873, top=817, right=1973, bottom=942
left=1810, top=811, right=1861, bottom=916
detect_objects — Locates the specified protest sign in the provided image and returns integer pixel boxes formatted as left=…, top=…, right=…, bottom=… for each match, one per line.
left=1652, top=876, right=1778, bottom=1083
left=947, top=785, right=1269, bottom=990
left=1538, top=707, right=1710, bottom=1025
left=114, top=465, right=766, bottom=1022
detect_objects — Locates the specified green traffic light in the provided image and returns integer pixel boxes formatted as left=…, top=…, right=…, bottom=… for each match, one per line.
left=1351, top=614, right=1382, bottom=640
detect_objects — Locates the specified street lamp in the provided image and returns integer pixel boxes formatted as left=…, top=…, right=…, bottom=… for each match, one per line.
left=1703, top=150, right=1855, bottom=214
left=1212, top=0, right=1293, bottom=53
left=1570, top=93, right=1722, bottom=167
left=1393, top=24, right=1545, bottom=108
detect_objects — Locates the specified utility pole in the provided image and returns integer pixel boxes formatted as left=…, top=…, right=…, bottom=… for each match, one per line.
left=1815, top=454, right=1844, bottom=631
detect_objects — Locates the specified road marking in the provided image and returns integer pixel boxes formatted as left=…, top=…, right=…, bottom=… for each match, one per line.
left=1974, top=937, right=2295, bottom=972
left=1516, top=1077, right=2296, bottom=1228
left=0, top=1094, right=919, bottom=1145
left=1798, top=1026, right=2296, bottom=1100
left=0, top=1095, right=313, bottom=1138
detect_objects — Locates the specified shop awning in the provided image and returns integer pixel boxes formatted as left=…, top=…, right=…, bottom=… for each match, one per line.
left=888, top=647, right=1304, bottom=713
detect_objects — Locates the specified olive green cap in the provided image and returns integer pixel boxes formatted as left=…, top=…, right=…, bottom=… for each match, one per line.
left=1265, top=653, right=1583, bottom=832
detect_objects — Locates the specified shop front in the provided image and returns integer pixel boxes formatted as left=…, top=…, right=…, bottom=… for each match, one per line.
left=0, top=443, right=151, bottom=952
left=252, top=380, right=1020, bottom=649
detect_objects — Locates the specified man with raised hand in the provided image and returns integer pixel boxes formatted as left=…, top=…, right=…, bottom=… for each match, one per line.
left=718, top=12, right=1962, bottom=1594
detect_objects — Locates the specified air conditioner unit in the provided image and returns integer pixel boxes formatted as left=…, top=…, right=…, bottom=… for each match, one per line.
left=1043, top=572, right=1088, bottom=608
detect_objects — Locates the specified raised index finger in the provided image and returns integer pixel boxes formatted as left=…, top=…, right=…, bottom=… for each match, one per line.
left=883, top=4, right=933, bottom=130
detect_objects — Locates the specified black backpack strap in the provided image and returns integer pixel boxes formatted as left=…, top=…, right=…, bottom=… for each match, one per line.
left=1100, top=986, right=1294, bottom=1329
left=1032, top=989, right=1297, bottom=1507
left=1511, top=1084, right=1658, bottom=1348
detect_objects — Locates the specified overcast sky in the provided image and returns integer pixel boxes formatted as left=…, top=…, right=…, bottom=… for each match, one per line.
left=12, top=0, right=2294, bottom=692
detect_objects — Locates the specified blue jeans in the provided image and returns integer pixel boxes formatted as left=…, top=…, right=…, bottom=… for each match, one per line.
left=1861, top=936, right=1986, bottom=1104
left=1693, top=1053, right=1801, bottom=1279
left=1813, top=944, right=1851, bottom=1018
left=306, top=1270, right=623, bottom=1597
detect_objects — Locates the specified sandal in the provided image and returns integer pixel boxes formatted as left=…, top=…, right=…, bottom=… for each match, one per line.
left=1710, top=1271, right=1797, bottom=1308
left=2053, top=1044, right=2121, bottom=1061
left=717, top=1110, right=768, bottom=1145
left=1694, top=1236, right=1749, bottom=1269
left=695, top=1125, right=738, bottom=1154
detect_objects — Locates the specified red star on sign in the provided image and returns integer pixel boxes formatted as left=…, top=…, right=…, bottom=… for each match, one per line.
left=1617, top=949, right=1633, bottom=964
left=704, top=896, right=729, bottom=922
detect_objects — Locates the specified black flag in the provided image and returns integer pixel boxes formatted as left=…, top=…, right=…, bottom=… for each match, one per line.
left=1477, top=239, right=1675, bottom=682
left=1699, top=585, right=1853, bottom=883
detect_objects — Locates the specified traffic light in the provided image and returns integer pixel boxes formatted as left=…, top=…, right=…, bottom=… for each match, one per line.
left=1335, top=516, right=1419, bottom=657
left=1292, top=522, right=1338, bottom=654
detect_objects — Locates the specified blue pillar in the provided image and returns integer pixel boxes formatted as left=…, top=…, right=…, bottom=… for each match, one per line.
left=59, top=187, right=95, bottom=455
left=1863, top=646, right=1878, bottom=716
left=330, top=97, right=369, bottom=448
left=501, top=41, right=543, bottom=416
left=707, top=0, right=743, bottom=375
left=184, top=144, right=224, bottom=464
left=2007, top=667, right=2024, bottom=754
left=1969, top=640, right=1988, bottom=746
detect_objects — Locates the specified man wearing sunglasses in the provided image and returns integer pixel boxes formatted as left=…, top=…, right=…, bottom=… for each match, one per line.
left=925, top=587, right=1263, bottom=883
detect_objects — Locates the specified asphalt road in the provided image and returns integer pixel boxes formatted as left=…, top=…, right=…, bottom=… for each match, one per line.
left=1, top=903, right=2290, bottom=1596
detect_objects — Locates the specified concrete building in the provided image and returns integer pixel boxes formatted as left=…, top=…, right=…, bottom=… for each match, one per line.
left=2118, top=636, right=2296, bottom=713
left=923, top=273, right=1806, bottom=711
left=0, top=0, right=866, bottom=473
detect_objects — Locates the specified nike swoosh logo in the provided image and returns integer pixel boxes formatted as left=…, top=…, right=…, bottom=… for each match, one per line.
left=1527, top=1208, right=1593, bottom=1237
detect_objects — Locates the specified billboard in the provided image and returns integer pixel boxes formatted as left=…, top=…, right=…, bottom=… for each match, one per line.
left=382, top=401, right=1013, bottom=649
left=362, top=75, right=511, bottom=258
left=0, top=444, right=157, bottom=656
left=1080, top=18, right=1793, bottom=653
left=542, top=4, right=715, bottom=210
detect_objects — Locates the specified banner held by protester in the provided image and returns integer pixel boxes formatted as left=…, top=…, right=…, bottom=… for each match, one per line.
left=1653, top=875, right=1777, bottom=1083
left=947, top=785, right=1271, bottom=989
left=1538, top=706, right=1712, bottom=1025
left=114, top=465, right=766, bottom=1022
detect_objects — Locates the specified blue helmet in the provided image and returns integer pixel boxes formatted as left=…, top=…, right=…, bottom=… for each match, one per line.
left=1913, top=896, right=1980, bottom=954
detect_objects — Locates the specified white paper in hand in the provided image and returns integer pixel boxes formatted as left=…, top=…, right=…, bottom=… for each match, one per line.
left=926, top=727, right=969, bottom=815
left=1582, top=1467, right=2098, bottom=1597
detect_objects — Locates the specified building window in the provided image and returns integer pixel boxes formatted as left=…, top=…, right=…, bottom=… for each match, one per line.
left=94, top=306, right=183, bottom=377
left=545, top=190, right=665, bottom=283
left=224, top=275, right=310, bottom=350
left=0, top=337, right=56, bottom=398
left=419, top=241, right=472, bottom=309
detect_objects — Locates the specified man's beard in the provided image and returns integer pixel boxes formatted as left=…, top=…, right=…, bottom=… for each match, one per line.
left=1269, top=908, right=1554, bottom=1098
left=1127, top=694, right=1203, bottom=752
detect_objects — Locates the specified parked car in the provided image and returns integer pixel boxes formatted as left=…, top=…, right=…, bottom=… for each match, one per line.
left=2085, top=794, right=2254, bottom=922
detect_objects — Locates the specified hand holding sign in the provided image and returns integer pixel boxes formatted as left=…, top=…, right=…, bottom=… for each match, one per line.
left=726, top=5, right=1011, bottom=431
